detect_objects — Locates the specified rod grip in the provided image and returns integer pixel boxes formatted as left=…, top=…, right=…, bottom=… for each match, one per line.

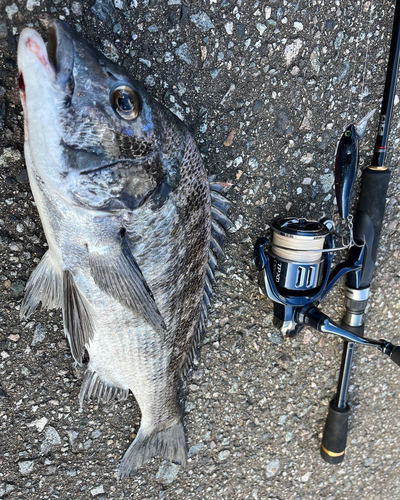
left=352, top=168, right=390, bottom=287
left=320, top=399, right=350, bottom=464
left=390, top=346, right=400, bottom=366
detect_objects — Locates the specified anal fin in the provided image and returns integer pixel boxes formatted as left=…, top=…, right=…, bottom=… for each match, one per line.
left=79, top=369, right=129, bottom=407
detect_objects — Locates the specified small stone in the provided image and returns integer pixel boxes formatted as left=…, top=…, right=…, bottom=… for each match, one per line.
left=223, top=128, right=236, bottom=147
left=253, top=99, right=263, bottom=112
left=274, top=109, right=289, bottom=136
left=190, top=11, right=214, bottom=32
left=284, top=39, right=303, bottom=66
left=31, top=324, right=47, bottom=346
left=26, top=0, right=41, bottom=11
left=188, top=443, right=204, bottom=458
left=249, top=158, right=258, bottom=170
left=225, top=22, right=233, bottom=34
left=270, top=332, right=283, bottom=345
left=40, top=426, right=61, bottom=455
left=301, top=471, right=312, bottom=482
left=320, top=173, right=334, bottom=193
left=175, top=43, right=191, bottom=64
left=90, top=485, right=104, bottom=497
left=102, top=40, right=119, bottom=62
left=218, top=450, right=230, bottom=461
left=17, top=169, right=29, bottom=183
left=156, top=460, right=180, bottom=484
left=91, top=0, right=116, bottom=24
left=27, top=416, right=48, bottom=432
left=11, top=280, right=25, bottom=298
left=68, top=430, right=79, bottom=447
left=310, top=47, right=321, bottom=73
left=0, top=22, right=8, bottom=38
left=91, top=429, right=102, bottom=439
left=294, top=21, right=303, bottom=30
left=265, top=6, right=272, bottom=19
left=266, top=459, right=280, bottom=478
left=71, top=1, right=82, bottom=15
left=19, top=461, right=34, bottom=475
left=114, top=0, right=123, bottom=9
left=256, top=23, right=267, bottom=35
left=6, top=3, right=18, bottom=19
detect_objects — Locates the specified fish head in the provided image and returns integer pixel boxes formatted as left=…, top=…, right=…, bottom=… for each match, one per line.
left=18, top=20, right=176, bottom=211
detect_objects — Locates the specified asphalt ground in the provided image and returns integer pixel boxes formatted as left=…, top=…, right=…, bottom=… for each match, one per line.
left=1, top=0, right=400, bottom=498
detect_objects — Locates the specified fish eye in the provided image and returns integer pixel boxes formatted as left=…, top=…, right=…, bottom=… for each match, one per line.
left=345, top=130, right=351, bottom=137
left=111, top=85, right=141, bottom=121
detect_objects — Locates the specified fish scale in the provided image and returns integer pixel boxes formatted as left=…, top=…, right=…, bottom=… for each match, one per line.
left=17, top=19, right=231, bottom=478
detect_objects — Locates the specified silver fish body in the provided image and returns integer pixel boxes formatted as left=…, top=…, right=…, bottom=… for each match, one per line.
left=17, top=20, right=230, bottom=477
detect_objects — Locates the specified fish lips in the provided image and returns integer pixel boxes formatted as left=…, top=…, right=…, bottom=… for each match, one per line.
left=18, top=19, right=75, bottom=100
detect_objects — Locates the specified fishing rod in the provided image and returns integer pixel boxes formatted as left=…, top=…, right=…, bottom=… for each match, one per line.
left=253, top=0, right=400, bottom=463
left=320, top=0, right=400, bottom=464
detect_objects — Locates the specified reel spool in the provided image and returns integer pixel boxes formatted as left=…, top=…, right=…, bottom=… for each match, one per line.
left=269, top=217, right=331, bottom=296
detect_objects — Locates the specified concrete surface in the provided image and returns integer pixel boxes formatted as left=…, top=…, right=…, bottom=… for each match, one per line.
left=1, top=0, right=400, bottom=498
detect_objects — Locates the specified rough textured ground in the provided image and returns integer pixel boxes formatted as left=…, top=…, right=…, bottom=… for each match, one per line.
left=1, top=0, right=400, bottom=498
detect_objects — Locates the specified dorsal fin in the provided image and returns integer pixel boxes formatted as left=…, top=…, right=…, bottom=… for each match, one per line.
left=180, top=178, right=231, bottom=378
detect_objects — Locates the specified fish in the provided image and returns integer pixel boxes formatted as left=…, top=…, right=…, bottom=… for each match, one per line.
left=334, top=110, right=374, bottom=219
left=17, top=19, right=231, bottom=478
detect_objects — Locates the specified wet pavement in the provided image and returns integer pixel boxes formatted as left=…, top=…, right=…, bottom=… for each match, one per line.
left=1, top=0, right=400, bottom=498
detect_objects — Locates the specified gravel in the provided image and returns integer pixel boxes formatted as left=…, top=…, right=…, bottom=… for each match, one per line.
left=1, top=1, right=400, bottom=499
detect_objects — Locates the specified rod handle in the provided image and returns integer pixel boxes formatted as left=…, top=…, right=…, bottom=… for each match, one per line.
left=390, top=346, right=400, bottom=366
left=351, top=167, right=391, bottom=288
left=320, top=399, right=350, bottom=464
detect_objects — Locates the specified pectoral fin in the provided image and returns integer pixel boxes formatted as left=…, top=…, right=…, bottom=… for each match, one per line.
left=89, top=232, right=166, bottom=338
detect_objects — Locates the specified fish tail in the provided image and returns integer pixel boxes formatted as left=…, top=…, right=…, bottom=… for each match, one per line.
left=117, top=419, right=187, bottom=479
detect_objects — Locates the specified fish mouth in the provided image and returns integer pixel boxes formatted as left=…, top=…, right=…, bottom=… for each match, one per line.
left=18, top=20, right=75, bottom=99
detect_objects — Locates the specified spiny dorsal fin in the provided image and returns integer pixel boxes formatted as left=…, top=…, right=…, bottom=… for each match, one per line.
left=88, top=232, right=167, bottom=339
left=180, top=178, right=232, bottom=378
left=20, top=250, right=62, bottom=319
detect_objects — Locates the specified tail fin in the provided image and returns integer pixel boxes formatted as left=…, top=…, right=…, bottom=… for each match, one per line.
left=117, top=420, right=187, bottom=479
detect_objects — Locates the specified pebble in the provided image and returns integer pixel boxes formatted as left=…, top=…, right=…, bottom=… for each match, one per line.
left=10, top=280, right=25, bottom=298
left=310, top=47, right=321, bottom=73
left=5, top=3, right=18, bottom=19
left=90, top=485, right=105, bottom=497
left=0, top=22, right=7, bottom=38
left=266, top=459, right=280, bottom=478
left=190, top=11, right=214, bottom=32
left=31, top=323, right=47, bottom=346
left=27, top=416, right=48, bottom=432
left=26, top=0, right=41, bottom=11
left=218, top=450, right=230, bottom=461
left=175, top=43, right=191, bottom=64
left=40, top=426, right=61, bottom=455
left=19, top=461, right=34, bottom=475
left=156, top=461, right=180, bottom=484
left=284, top=39, right=303, bottom=66
left=188, top=442, right=204, bottom=458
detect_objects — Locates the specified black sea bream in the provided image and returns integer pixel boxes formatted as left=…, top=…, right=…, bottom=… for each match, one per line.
left=17, top=19, right=230, bottom=478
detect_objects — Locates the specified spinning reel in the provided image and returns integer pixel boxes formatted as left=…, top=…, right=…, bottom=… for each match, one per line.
left=254, top=215, right=399, bottom=360
left=254, top=214, right=400, bottom=463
